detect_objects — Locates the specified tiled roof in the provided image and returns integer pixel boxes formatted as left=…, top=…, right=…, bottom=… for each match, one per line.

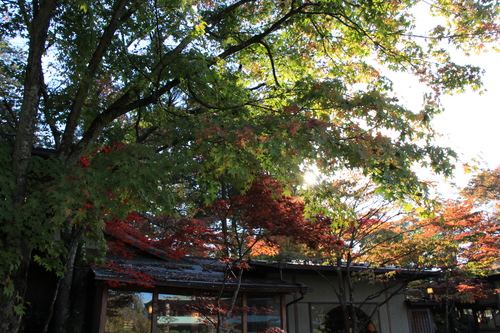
left=93, top=241, right=306, bottom=293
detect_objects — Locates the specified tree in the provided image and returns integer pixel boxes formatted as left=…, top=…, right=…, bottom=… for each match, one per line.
left=1, top=0, right=499, bottom=331
left=104, top=290, right=151, bottom=333
left=462, top=167, right=500, bottom=218
left=378, top=199, right=500, bottom=333
left=101, top=174, right=305, bottom=333
left=460, top=166, right=500, bottom=271
left=249, top=172, right=417, bottom=333
left=201, top=174, right=307, bottom=332
left=265, top=173, right=499, bottom=333
left=369, top=199, right=499, bottom=272
left=292, top=174, right=408, bottom=333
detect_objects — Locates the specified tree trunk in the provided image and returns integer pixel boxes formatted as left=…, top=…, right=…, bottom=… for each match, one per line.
left=47, top=228, right=85, bottom=333
left=0, top=1, right=57, bottom=332
left=335, top=256, right=351, bottom=333
left=346, top=256, right=358, bottom=333
left=448, top=302, right=460, bottom=333
left=444, top=277, right=450, bottom=333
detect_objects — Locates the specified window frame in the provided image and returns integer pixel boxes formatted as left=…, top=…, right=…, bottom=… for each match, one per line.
left=98, top=285, right=287, bottom=333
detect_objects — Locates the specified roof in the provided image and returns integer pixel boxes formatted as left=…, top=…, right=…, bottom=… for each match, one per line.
left=247, top=260, right=441, bottom=280
left=93, top=238, right=307, bottom=294
left=95, top=224, right=438, bottom=294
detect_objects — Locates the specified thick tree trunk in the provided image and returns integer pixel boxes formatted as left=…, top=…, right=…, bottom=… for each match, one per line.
left=46, top=228, right=85, bottom=333
left=67, top=265, right=92, bottom=333
left=0, top=2, right=57, bottom=332
left=12, top=0, right=57, bottom=205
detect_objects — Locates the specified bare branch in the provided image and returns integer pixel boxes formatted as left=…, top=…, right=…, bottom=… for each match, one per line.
left=259, top=41, right=281, bottom=88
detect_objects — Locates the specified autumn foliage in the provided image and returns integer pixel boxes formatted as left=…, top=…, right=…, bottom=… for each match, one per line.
left=80, top=147, right=500, bottom=329
left=203, top=175, right=349, bottom=261
left=370, top=198, right=500, bottom=305
left=375, top=200, right=500, bottom=274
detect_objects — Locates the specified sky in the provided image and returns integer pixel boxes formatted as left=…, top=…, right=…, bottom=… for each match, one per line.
left=388, top=3, right=500, bottom=197
left=393, top=49, right=500, bottom=192
left=434, top=52, right=500, bottom=181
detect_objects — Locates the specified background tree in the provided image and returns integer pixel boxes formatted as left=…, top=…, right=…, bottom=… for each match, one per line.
left=257, top=172, right=500, bottom=333
left=462, top=167, right=500, bottom=217
left=104, top=290, right=151, bottom=333
left=1, top=0, right=499, bottom=332
left=254, top=172, right=410, bottom=333
left=378, top=198, right=500, bottom=333
left=100, top=174, right=306, bottom=333
left=202, top=174, right=307, bottom=332
left=303, top=175, right=410, bottom=333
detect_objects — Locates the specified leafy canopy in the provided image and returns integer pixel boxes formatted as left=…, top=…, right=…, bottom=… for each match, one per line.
left=3, top=0, right=496, bottom=199
left=1, top=0, right=500, bottom=327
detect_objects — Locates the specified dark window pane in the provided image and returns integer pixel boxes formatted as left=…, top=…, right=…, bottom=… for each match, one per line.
left=247, top=295, right=281, bottom=333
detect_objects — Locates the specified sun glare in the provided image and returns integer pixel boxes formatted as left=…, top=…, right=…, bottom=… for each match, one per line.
left=303, top=171, right=318, bottom=185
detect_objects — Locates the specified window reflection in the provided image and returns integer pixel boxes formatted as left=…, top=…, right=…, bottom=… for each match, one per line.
left=105, top=290, right=152, bottom=333
left=153, top=294, right=242, bottom=333
left=104, top=289, right=282, bottom=333
left=154, top=295, right=211, bottom=333
left=247, top=295, right=281, bottom=333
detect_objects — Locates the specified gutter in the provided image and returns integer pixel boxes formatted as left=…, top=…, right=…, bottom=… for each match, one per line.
left=279, top=264, right=309, bottom=333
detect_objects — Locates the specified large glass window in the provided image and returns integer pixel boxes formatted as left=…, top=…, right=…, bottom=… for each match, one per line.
left=247, top=295, right=281, bottom=333
left=105, top=290, right=153, bottom=333
left=103, top=289, right=282, bottom=333
left=154, top=294, right=243, bottom=333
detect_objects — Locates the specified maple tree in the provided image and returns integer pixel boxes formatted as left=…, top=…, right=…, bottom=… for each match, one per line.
left=246, top=173, right=409, bottom=333
left=1, top=0, right=500, bottom=331
left=281, top=174, right=499, bottom=333
left=296, top=175, right=408, bottom=333
left=461, top=166, right=500, bottom=225
left=462, top=167, right=500, bottom=202
left=367, top=200, right=497, bottom=271
left=98, top=174, right=303, bottom=333
left=205, top=175, right=307, bottom=258
left=198, top=174, right=307, bottom=332
left=375, top=198, right=500, bottom=333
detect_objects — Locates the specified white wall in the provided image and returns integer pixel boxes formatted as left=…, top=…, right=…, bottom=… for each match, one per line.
left=279, top=270, right=411, bottom=333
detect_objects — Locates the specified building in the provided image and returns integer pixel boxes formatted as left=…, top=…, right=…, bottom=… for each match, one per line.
left=23, top=227, right=498, bottom=333
left=89, top=233, right=439, bottom=333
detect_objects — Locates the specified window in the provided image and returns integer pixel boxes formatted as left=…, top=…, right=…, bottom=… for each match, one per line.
left=310, top=303, right=379, bottom=333
left=408, top=309, right=434, bottom=333
left=102, top=288, right=282, bottom=333
left=154, top=294, right=242, bottom=333
left=247, top=295, right=282, bottom=333
left=104, top=290, right=152, bottom=333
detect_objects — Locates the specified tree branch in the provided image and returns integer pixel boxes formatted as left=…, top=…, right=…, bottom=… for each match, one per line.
left=259, top=41, right=281, bottom=87
left=216, top=5, right=300, bottom=60
left=67, top=78, right=180, bottom=164
left=68, top=1, right=306, bottom=163
left=59, top=0, right=132, bottom=157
